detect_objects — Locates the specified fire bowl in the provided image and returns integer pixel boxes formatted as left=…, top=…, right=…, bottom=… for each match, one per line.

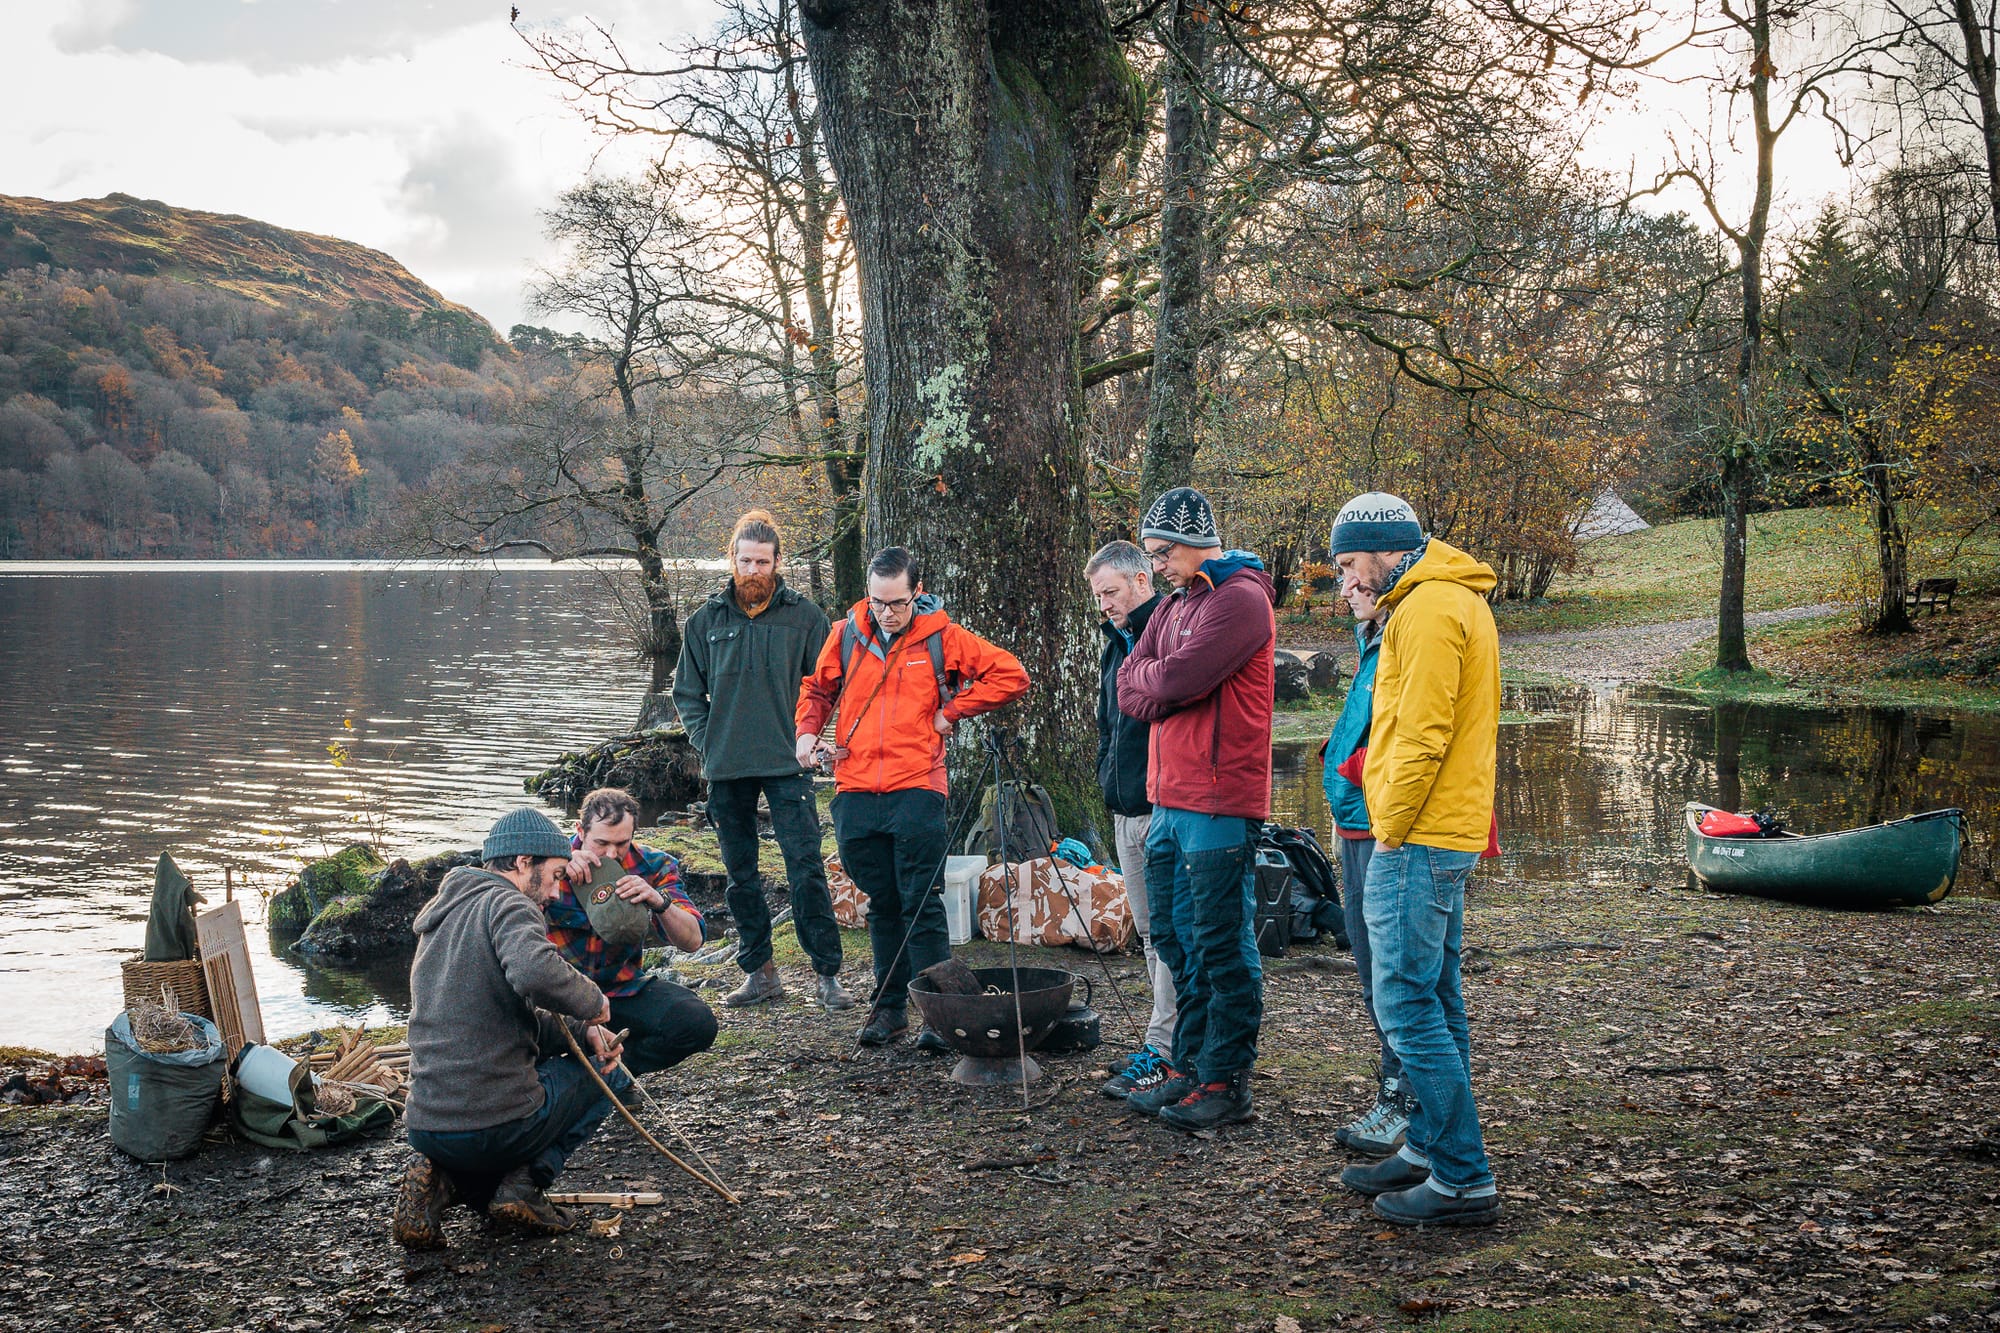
left=908, top=966, right=1076, bottom=1087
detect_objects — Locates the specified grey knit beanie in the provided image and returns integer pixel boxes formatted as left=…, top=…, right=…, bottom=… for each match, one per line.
left=484, top=807, right=572, bottom=862
left=1140, top=487, right=1222, bottom=549
left=1331, top=492, right=1424, bottom=556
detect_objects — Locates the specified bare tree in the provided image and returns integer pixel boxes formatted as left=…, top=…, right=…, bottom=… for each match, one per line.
left=1882, top=0, right=2000, bottom=244
left=398, top=176, right=746, bottom=718
left=1502, top=0, right=1892, bottom=671
left=521, top=0, right=869, bottom=605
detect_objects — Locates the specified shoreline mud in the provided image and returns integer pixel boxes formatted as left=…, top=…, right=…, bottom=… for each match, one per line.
left=5, top=877, right=1995, bottom=1331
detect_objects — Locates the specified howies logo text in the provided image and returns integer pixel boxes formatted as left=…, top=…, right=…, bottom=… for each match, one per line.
left=1345, top=507, right=1412, bottom=522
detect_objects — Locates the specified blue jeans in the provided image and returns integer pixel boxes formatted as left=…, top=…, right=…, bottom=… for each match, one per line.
left=1364, top=842, right=1493, bottom=1194
left=1337, top=835, right=1402, bottom=1090
left=407, top=1054, right=631, bottom=1206
left=1145, top=807, right=1263, bottom=1081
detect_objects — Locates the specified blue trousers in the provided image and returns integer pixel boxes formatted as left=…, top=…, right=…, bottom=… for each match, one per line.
left=1364, top=842, right=1494, bottom=1194
left=407, top=1053, right=631, bottom=1206
left=1337, top=834, right=1401, bottom=1088
left=1145, top=806, right=1264, bottom=1081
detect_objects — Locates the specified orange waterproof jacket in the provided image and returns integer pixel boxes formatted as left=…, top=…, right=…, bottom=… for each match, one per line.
left=795, top=596, right=1031, bottom=795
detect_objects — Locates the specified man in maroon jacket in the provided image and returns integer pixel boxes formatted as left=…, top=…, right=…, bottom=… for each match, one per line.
left=1116, top=486, right=1277, bottom=1130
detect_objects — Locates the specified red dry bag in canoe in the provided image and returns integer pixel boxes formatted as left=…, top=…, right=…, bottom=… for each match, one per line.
left=1698, top=810, right=1763, bottom=838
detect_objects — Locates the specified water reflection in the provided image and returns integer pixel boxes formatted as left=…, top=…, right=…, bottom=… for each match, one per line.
left=1275, top=684, right=1998, bottom=897
left=5, top=563, right=1995, bottom=1054
left=0, top=564, right=651, bottom=1051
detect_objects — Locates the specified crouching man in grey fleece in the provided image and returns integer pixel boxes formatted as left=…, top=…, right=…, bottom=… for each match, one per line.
left=392, top=807, right=628, bottom=1249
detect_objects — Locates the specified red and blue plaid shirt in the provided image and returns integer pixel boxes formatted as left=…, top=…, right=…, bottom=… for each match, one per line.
left=544, top=837, right=701, bottom=998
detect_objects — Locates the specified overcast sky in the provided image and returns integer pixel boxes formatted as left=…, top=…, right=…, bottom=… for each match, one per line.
left=1, top=2, right=1865, bottom=339
left=0, top=1, right=716, bottom=333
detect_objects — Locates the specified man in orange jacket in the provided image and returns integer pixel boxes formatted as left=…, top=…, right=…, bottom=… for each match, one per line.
left=795, top=546, right=1030, bottom=1049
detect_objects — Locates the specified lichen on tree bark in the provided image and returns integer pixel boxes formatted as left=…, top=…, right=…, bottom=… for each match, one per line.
left=801, top=0, right=1142, bottom=826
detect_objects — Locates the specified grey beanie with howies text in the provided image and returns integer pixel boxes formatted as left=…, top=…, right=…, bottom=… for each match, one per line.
left=1331, top=492, right=1424, bottom=555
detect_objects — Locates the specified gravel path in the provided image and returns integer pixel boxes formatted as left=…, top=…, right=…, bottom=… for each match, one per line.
left=1284, top=602, right=1840, bottom=690
left=1502, top=602, right=1839, bottom=688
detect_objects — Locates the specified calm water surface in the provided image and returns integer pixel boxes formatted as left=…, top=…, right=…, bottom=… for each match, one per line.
left=0, top=563, right=651, bottom=1052
left=4, top=566, right=1995, bottom=1053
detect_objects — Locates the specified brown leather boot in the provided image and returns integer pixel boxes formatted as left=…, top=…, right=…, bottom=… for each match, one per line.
left=724, top=960, right=785, bottom=1007
left=488, top=1167, right=574, bottom=1235
left=390, top=1153, right=454, bottom=1250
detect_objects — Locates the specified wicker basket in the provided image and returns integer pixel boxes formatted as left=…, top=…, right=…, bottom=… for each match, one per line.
left=120, top=956, right=212, bottom=1020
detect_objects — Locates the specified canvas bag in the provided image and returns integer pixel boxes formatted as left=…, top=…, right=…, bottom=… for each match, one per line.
left=105, top=1011, right=227, bottom=1161
left=975, top=859, right=1134, bottom=953
left=226, top=1043, right=395, bottom=1151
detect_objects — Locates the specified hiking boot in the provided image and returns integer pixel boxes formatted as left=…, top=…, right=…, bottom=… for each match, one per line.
left=1159, top=1071, right=1255, bottom=1131
left=1340, top=1152, right=1431, bottom=1198
left=857, top=1011, right=909, bottom=1046
left=815, top=973, right=856, bottom=1011
left=1125, top=1070, right=1195, bottom=1116
left=390, top=1153, right=454, bottom=1251
left=724, top=960, right=785, bottom=1008
left=487, top=1167, right=573, bottom=1235
left=1099, top=1046, right=1167, bottom=1100
left=914, top=1026, right=952, bottom=1055
left=1373, top=1182, right=1501, bottom=1228
left=1337, top=1080, right=1411, bottom=1158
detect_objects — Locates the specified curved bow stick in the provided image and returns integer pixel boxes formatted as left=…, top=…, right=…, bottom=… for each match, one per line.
left=562, top=1025, right=740, bottom=1205
left=610, top=1057, right=732, bottom=1194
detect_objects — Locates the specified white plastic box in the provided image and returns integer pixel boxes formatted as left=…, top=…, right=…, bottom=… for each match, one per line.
left=941, top=855, right=986, bottom=946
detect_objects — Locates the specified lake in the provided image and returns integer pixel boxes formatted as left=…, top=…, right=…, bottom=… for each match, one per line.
left=4, top=565, right=1995, bottom=1053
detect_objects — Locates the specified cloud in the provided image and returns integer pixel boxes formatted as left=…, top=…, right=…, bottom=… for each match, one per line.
left=54, top=0, right=673, bottom=71
left=1, top=3, right=708, bottom=331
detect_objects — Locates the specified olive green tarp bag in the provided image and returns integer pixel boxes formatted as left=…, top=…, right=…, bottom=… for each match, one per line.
left=105, top=1011, right=227, bottom=1161
left=226, top=1045, right=395, bottom=1151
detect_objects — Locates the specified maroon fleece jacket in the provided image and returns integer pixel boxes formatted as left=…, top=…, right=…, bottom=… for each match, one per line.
left=1116, top=560, right=1277, bottom=820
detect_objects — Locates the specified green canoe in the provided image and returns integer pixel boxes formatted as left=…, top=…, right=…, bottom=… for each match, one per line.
left=1684, top=803, right=1965, bottom=909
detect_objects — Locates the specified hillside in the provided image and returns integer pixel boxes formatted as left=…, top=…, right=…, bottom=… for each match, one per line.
left=0, top=193, right=475, bottom=319
left=0, top=193, right=530, bottom=559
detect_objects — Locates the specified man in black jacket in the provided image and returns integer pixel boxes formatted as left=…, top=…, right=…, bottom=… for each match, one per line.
left=673, top=511, right=851, bottom=1012
left=1087, top=540, right=1179, bottom=1098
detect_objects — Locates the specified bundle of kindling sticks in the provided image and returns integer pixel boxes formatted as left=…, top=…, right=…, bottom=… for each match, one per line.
left=304, top=1029, right=407, bottom=1109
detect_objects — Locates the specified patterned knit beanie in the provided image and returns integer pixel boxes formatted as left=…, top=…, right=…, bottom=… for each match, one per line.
left=1140, top=487, right=1222, bottom=549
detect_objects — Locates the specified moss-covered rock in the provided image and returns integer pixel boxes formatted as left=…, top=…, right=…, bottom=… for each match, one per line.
left=268, top=844, right=382, bottom=935
left=292, top=848, right=479, bottom=962
left=525, top=727, right=704, bottom=810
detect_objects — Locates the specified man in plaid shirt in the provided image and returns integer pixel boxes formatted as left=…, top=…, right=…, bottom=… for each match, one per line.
left=546, top=787, right=717, bottom=1076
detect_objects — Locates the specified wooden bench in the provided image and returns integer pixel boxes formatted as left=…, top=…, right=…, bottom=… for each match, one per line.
left=1906, top=577, right=1958, bottom=615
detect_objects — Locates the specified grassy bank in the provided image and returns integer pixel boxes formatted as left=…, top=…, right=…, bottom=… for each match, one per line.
left=8, top=877, right=1996, bottom=1331
left=1494, top=507, right=2000, bottom=636
left=1663, top=593, right=2000, bottom=713
left=1492, top=508, right=1867, bottom=634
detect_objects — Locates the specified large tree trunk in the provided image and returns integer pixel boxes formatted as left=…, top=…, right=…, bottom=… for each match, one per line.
left=1862, top=454, right=1913, bottom=634
left=801, top=0, right=1141, bottom=820
left=1717, top=0, right=1776, bottom=676
left=1139, top=0, right=1218, bottom=499
left=1951, top=0, right=2000, bottom=246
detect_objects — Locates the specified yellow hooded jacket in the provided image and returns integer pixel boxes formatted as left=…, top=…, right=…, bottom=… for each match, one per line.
left=1363, top=538, right=1500, bottom=851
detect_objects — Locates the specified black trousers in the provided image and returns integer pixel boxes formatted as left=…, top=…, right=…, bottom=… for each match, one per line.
left=831, top=788, right=951, bottom=1017
left=608, top=977, right=718, bottom=1076
left=708, top=772, right=844, bottom=976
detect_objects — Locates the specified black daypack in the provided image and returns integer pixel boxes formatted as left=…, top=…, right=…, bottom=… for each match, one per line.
left=1256, top=824, right=1348, bottom=952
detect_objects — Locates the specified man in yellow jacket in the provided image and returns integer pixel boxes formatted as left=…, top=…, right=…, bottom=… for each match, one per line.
left=1328, top=492, right=1502, bottom=1227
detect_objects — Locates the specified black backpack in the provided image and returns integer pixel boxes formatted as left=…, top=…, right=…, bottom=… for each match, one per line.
left=1254, top=824, right=1347, bottom=955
